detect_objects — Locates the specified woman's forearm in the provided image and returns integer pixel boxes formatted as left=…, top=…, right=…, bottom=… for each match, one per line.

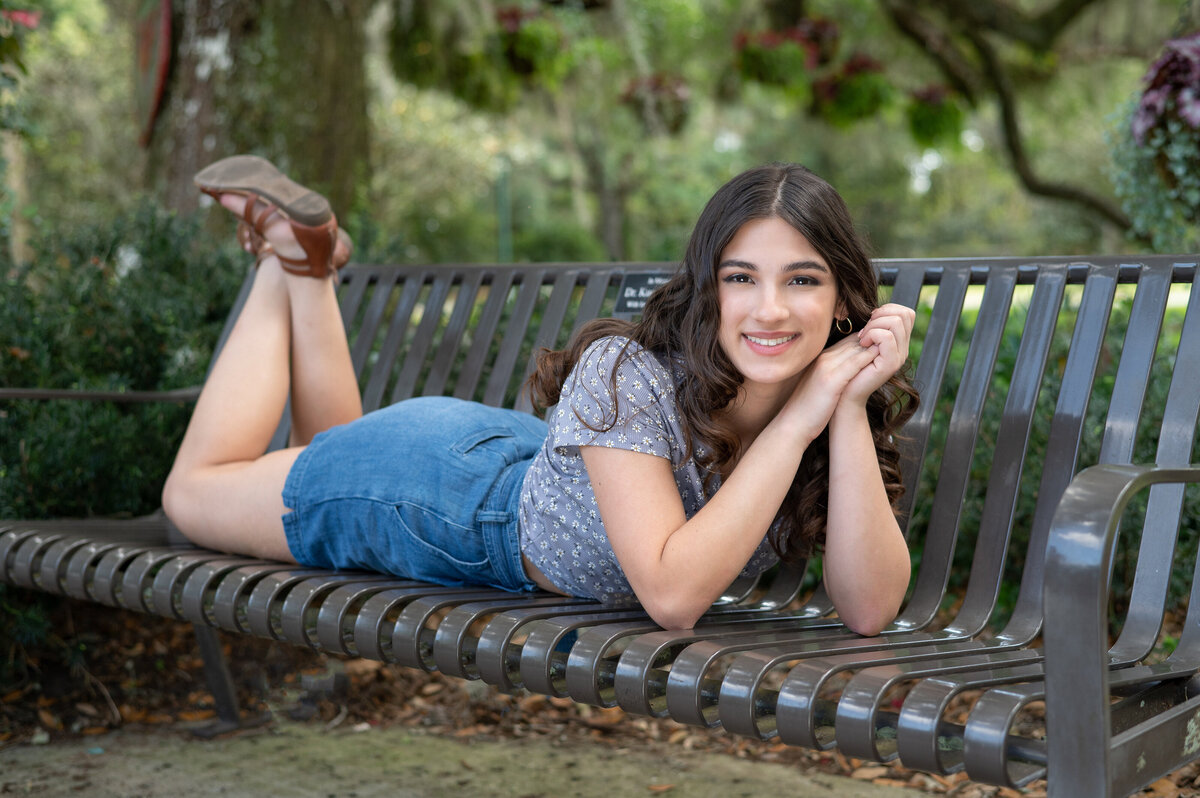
left=651, top=414, right=814, bottom=626
left=822, top=403, right=911, bottom=635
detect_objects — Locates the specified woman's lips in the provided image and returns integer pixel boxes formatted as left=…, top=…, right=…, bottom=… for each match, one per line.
left=742, top=332, right=798, bottom=354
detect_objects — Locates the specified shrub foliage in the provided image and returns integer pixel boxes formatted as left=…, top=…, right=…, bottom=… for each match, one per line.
left=1, top=200, right=245, bottom=520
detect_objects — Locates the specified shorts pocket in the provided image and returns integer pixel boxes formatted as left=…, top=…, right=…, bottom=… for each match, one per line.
left=451, top=427, right=520, bottom=465
left=392, top=501, right=491, bottom=585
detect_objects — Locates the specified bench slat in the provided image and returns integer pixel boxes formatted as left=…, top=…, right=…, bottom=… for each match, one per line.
left=1005, top=262, right=1118, bottom=631
left=483, top=268, right=547, bottom=407
left=908, top=264, right=1018, bottom=629
left=950, top=265, right=1067, bottom=634
left=389, top=273, right=456, bottom=404
left=454, top=270, right=516, bottom=403
left=894, top=264, right=969, bottom=538
left=423, top=270, right=486, bottom=398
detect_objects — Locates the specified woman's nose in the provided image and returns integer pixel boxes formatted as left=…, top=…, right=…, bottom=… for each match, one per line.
left=752, top=287, right=788, bottom=321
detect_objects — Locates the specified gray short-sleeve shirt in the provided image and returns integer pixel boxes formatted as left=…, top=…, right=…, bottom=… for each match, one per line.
left=517, top=335, right=779, bottom=601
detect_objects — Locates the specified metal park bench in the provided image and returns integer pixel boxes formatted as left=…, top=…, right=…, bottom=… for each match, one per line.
left=3, top=255, right=1200, bottom=797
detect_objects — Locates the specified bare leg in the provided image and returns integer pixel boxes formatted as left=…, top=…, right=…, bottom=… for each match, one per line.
left=284, top=265, right=361, bottom=445
left=163, top=196, right=361, bottom=559
left=162, top=257, right=299, bottom=559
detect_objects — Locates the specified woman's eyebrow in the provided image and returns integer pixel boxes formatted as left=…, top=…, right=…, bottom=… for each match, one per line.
left=717, top=259, right=829, bottom=273
left=783, top=260, right=829, bottom=273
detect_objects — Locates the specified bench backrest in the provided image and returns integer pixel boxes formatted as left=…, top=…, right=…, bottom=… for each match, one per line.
left=217, top=256, right=1200, bottom=645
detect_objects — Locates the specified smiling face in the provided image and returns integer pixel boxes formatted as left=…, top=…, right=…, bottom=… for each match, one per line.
left=716, top=216, right=844, bottom=397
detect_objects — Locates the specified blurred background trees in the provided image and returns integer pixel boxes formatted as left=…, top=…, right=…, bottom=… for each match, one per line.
left=3, top=0, right=1197, bottom=268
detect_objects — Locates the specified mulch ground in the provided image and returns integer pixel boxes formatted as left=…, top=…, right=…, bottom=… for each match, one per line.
left=1, top=592, right=1196, bottom=798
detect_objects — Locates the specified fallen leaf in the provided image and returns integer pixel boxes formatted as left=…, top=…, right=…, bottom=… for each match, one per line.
left=932, top=772, right=969, bottom=788
left=2, top=689, right=25, bottom=703
left=344, top=660, right=383, bottom=677
left=37, top=709, right=61, bottom=730
left=850, top=766, right=889, bottom=780
left=177, top=709, right=216, bottom=722
left=647, top=785, right=675, bottom=793
left=1145, top=778, right=1178, bottom=797
left=584, top=707, right=626, bottom=729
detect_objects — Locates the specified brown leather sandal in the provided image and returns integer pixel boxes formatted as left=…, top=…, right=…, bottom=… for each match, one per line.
left=252, top=228, right=355, bottom=273
left=195, top=155, right=339, bottom=278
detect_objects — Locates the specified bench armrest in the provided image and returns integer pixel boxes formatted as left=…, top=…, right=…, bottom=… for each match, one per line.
left=1042, top=463, right=1200, bottom=794
left=0, top=386, right=201, bottom=403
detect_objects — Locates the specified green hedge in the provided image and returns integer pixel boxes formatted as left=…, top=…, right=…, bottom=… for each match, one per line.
left=1, top=200, right=245, bottom=519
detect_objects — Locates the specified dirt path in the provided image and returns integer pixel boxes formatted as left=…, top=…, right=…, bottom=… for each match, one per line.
left=1, top=717, right=923, bottom=798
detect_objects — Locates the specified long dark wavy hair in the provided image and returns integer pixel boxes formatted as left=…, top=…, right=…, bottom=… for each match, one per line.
left=528, top=163, right=918, bottom=565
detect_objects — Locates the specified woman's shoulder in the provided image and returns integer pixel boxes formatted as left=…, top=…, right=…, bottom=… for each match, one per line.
left=575, top=335, right=674, bottom=385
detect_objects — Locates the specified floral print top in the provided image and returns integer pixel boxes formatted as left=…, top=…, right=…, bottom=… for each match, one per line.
left=517, top=335, right=779, bottom=601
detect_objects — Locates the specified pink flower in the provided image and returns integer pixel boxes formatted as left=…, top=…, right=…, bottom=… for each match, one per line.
left=2, top=9, right=41, bottom=29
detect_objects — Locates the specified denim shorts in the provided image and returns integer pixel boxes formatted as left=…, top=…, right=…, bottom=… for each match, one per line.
left=281, top=396, right=548, bottom=592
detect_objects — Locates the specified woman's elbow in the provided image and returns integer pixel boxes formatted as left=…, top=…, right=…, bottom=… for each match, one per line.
left=841, top=611, right=893, bottom=637
left=837, top=594, right=903, bottom=637
left=641, top=593, right=707, bottom=631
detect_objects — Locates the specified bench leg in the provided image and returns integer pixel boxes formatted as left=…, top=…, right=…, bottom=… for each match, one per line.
left=191, top=622, right=271, bottom=738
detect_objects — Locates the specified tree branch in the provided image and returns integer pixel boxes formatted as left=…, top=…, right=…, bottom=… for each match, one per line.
left=939, top=0, right=1103, bottom=52
left=881, top=0, right=982, bottom=104
left=965, top=28, right=1131, bottom=229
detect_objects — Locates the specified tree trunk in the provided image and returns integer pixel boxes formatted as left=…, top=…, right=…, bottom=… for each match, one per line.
left=145, top=0, right=370, bottom=219
left=144, top=0, right=250, bottom=215
left=579, top=143, right=631, bottom=261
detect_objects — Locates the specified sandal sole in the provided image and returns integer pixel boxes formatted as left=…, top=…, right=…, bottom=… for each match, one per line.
left=194, top=155, right=332, bottom=228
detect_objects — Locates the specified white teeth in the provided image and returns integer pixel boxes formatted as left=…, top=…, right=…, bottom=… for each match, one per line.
left=745, top=334, right=796, bottom=347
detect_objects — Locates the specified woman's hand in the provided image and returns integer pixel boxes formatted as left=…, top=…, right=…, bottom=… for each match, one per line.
left=840, top=303, right=915, bottom=408
left=779, top=330, right=880, bottom=446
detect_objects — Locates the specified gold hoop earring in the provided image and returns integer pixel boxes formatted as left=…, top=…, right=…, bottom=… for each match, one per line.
left=835, top=317, right=853, bottom=334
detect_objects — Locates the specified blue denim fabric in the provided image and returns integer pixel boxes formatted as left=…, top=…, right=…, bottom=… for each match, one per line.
left=281, top=396, right=548, bottom=592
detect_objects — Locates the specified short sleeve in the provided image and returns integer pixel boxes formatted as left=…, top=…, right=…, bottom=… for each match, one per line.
left=552, top=336, right=679, bottom=462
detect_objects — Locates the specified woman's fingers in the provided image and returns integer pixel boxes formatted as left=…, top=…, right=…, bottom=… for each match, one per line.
left=858, top=305, right=915, bottom=350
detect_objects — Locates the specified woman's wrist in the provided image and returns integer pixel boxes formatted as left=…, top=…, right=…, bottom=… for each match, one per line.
left=829, top=397, right=869, bottom=431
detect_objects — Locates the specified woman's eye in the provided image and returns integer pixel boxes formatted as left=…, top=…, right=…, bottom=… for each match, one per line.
left=722, top=273, right=752, bottom=284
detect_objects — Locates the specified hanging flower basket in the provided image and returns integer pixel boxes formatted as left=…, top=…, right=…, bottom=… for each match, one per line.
left=906, top=84, right=965, bottom=149
left=812, top=53, right=894, bottom=127
left=1109, top=31, right=1200, bottom=251
left=1131, top=32, right=1200, bottom=201
left=496, top=6, right=566, bottom=83
left=734, top=23, right=835, bottom=99
left=621, top=73, right=691, bottom=135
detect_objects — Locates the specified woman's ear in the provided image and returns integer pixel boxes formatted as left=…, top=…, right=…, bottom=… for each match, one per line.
left=835, top=298, right=849, bottom=320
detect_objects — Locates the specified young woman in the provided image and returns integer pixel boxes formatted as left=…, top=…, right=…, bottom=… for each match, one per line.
left=163, top=158, right=917, bottom=635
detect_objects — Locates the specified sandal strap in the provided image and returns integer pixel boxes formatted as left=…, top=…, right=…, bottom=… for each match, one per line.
left=236, top=221, right=266, bottom=255
left=241, top=192, right=284, bottom=236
